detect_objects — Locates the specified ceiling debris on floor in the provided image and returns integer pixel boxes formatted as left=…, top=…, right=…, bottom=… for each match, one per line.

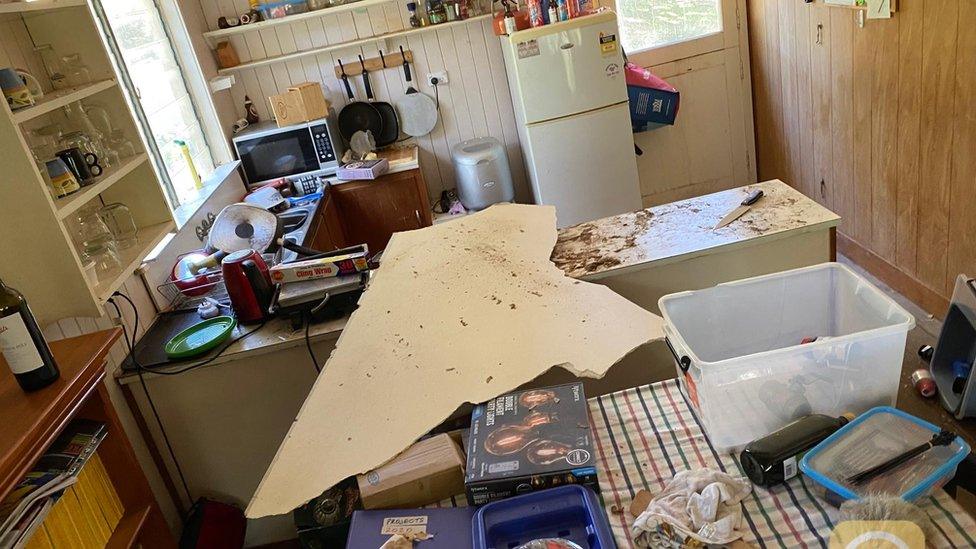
left=246, top=204, right=664, bottom=518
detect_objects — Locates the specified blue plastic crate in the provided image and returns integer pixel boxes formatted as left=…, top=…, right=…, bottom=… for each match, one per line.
left=472, top=485, right=614, bottom=549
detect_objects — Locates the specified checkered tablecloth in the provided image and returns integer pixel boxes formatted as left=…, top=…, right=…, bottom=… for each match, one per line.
left=587, top=379, right=976, bottom=548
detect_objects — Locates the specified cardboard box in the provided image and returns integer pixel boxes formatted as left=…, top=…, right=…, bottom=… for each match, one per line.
left=356, top=434, right=466, bottom=509
left=465, top=382, right=599, bottom=506
left=346, top=507, right=475, bottom=548
left=270, top=81, right=330, bottom=127
left=270, top=245, right=369, bottom=283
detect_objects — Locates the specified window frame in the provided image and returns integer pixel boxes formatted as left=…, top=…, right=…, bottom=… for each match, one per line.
left=601, top=0, right=740, bottom=68
left=89, top=0, right=231, bottom=210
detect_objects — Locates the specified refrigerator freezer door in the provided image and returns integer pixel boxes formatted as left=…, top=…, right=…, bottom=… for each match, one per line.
left=521, top=101, right=641, bottom=228
left=502, top=11, right=628, bottom=125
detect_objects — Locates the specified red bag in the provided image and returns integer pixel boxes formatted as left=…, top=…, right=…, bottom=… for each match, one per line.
left=180, top=499, right=246, bottom=549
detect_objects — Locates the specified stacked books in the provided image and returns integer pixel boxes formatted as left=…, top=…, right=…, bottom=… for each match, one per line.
left=0, top=420, right=122, bottom=549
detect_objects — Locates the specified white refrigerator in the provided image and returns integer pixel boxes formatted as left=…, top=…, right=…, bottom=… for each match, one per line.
left=501, top=11, right=642, bottom=228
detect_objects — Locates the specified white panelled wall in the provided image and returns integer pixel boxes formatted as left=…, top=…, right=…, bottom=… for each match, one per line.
left=198, top=0, right=532, bottom=203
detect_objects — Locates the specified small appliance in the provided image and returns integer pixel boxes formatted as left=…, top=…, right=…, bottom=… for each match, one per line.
left=451, top=137, right=514, bottom=211
left=221, top=249, right=274, bottom=323
left=232, top=115, right=345, bottom=187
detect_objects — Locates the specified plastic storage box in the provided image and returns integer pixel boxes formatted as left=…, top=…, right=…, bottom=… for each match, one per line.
left=259, top=0, right=309, bottom=19
left=800, top=407, right=970, bottom=504
left=471, top=485, right=614, bottom=549
left=659, top=262, right=915, bottom=452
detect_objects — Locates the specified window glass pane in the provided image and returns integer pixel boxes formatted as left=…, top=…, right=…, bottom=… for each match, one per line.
left=98, top=0, right=216, bottom=207
left=616, top=0, right=722, bottom=53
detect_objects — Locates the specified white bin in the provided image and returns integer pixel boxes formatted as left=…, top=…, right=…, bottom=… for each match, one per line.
left=658, top=263, right=915, bottom=453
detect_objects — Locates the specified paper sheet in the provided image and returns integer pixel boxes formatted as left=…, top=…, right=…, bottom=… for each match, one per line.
left=246, top=204, right=664, bottom=517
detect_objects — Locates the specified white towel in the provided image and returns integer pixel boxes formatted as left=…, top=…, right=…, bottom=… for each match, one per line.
left=632, top=468, right=753, bottom=547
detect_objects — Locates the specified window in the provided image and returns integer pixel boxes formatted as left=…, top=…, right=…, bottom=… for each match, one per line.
left=93, top=0, right=219, bottom=208
left=615, top=0, right=723, bottom=54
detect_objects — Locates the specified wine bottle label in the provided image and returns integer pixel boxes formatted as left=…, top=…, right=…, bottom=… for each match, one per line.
left=783, top=455, right=798, bottom=480
left=0, top=314, right=44, bottom=374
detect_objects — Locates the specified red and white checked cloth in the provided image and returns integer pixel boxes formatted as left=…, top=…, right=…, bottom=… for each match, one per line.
left=587, top=379, right=976, bottom=549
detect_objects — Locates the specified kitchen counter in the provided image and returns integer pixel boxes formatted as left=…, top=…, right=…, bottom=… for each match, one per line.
left=552, top=179, right=840, bottom=280
left=115, top=315, right=346, bottom=385
left=332, top=145, right=419, bottom=184
left=120, top=179, right=838, bottom=383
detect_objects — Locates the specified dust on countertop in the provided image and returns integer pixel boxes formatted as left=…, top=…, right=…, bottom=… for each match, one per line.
left=551, top=181, right=839, bottom=279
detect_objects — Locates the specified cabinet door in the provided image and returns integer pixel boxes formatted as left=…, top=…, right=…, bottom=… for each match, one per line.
left=331, top=169, right=431, bottom=254
left=309, top=192, right=347, bottom=252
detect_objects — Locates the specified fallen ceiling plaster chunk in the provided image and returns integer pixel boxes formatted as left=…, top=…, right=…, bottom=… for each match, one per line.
left=246, top=204, right=665, bottom=518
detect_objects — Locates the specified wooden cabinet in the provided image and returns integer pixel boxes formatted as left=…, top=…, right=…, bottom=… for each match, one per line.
left=311, top=168, right=432, bottom=254
left=0, top=329, right=175, bottom=547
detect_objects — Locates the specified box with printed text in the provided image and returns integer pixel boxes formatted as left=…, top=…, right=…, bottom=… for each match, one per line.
left=465, top=382, right=598, bottom=506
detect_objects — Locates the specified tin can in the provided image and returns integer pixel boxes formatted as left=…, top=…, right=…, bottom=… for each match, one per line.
left=911, top=368, right=937, bottom=398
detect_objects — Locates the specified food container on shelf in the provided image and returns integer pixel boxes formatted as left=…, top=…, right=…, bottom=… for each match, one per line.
left=800, top=407, right=970, bottom=504
left=658, top=262, right=915, bottom=452
left=259, top=0, right=310, bottom=19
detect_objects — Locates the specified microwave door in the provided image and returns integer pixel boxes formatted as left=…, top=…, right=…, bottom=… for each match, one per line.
left=238, top=127, right=318, bottom=185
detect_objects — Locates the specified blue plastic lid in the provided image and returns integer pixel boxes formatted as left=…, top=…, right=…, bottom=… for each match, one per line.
left=800, top=406, right=970, bottom=501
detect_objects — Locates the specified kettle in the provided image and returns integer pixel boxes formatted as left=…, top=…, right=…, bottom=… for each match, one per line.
left=222, top=249, right=273, bottom=324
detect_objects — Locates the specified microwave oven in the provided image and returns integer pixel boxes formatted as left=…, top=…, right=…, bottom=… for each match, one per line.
left=232, top=115, right=345, bottom=187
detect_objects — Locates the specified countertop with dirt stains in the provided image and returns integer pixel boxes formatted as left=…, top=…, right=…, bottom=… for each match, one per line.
left=551, top=180, right=840, bottom=280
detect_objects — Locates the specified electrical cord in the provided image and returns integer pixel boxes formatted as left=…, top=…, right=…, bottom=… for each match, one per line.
left=108, top=293, right=194, bottom=509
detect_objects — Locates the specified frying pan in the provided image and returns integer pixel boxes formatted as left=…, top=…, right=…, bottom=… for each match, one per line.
left=210, top=203, right=322, bottom=258
left=365, top=53, right=400, bottom=147
left=337, top=59, right=383, bottom=142
left=394, top=46, right=438, bottom=137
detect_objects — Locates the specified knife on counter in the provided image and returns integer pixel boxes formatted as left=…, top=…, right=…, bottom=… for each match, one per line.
left=714, top=189, right=764, bottom=229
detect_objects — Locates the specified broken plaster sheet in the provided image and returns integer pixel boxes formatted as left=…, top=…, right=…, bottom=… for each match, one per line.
left=246, top=204, right=665, bottom=517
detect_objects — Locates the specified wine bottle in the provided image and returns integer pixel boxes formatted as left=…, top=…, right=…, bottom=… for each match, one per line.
left=740, top=413, right=853, bottom=488
left=0, top=279, right=59, bottom=391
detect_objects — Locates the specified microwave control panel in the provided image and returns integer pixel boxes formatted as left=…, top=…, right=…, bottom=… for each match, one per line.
left=310, top=124, right=336, bottom=163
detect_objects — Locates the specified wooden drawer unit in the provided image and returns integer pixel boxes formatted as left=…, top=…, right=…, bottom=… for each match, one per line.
left=312, top=168, right=432, bottom=254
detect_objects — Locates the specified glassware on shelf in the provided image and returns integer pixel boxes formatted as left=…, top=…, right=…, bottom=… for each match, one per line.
left=35, top=44, right=69, bottom=90
left=61, top=54, right=92, bottom=87
left=98, top=203, right=138, bottom=250
left=106, top=130, right=136, bottom=160
left=73, top=204, right=116, bottom=251
left=83, top=243, right=122, bottom=281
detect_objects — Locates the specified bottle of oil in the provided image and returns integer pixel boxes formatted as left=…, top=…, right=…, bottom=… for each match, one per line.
left=0, top=279, right=59, bottom=391
left=740, top=413, right=853, bottom=488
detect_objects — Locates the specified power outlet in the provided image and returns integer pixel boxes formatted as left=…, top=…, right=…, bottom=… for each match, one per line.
left=427, top=71, right=448, bottom=86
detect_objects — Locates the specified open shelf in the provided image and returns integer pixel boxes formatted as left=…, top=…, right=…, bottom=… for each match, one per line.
left=105, top=504, right=151, bottom=549
left=218, top=14, right=492, bottom=74
left=54, top=153, right=148, bottom=220
left=0, top=0, right=86, bottom=14
left=10, top=80, right=117, bottom=124
left=93, top=221, right=174, bottom=303
left=203, top=0, right=392, bottom=44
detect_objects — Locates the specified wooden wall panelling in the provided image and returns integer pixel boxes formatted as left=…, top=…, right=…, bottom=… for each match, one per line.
left=791, top=1, right=815, bottom=202
left=809, top=2, right=833, bottom=210
left=869, top=17, right=899, bottom=263
left=828, top=9, right=854, bottom=236
left=851, top=18, right=874, bottom=244
left=946, top=5, right=976, bottom=291
left=749, top=0, right=976, bottom=313
left=917, top=0, right=958, bottom=293
left=777, top=0, right=801, bottom=197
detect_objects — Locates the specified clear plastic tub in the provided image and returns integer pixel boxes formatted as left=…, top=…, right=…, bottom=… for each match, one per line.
left=259, top=0, right=309, bottom=19
left=800, top=407, right=970, bottom=504
left=659, top=263, right=915, bottom=452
